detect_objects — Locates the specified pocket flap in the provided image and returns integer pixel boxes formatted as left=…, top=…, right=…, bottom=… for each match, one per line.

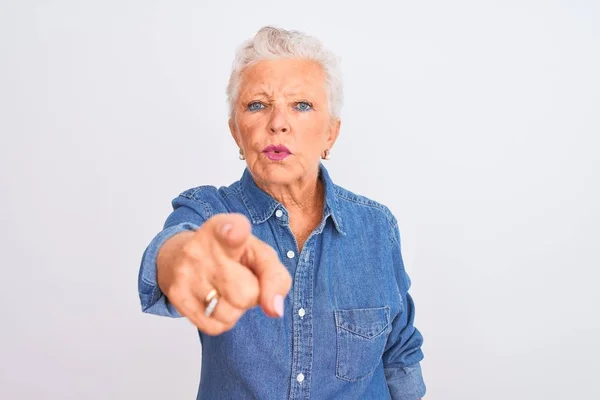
left=334, top=306, right=390, bottom=339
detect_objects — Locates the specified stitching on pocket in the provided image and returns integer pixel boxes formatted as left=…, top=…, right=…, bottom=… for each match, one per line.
left=334, top=306, right=391, bottom=382
left=334, top=306, right=390, bottom=338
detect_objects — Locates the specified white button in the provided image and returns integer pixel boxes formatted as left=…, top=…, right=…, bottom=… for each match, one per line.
left=287, top=250, right=295, bottom=259
left=275, top=209, right=283, bottom=218
left=298, top=308, right=306, bottom=317
left=296, top=373, right=305, bottom=383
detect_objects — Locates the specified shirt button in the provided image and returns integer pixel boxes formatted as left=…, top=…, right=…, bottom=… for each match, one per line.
left=298, top=308, right=306, bottom=317
left=296, top=373, right=305, bottom=383
left=287, top=250, right=295, bottom=259
left=275, top=209, right=283, bottom=218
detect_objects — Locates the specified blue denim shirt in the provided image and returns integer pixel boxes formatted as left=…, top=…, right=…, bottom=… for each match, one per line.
left=138, top=163, right=426, bottom=399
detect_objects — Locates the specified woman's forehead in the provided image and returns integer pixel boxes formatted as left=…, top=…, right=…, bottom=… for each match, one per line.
left=239, top=59, right=325, bottom=96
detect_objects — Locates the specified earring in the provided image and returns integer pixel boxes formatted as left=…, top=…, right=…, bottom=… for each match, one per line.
left=322, top=149, right=331, bottom=160
left=239, top=148, right=245, bottom=160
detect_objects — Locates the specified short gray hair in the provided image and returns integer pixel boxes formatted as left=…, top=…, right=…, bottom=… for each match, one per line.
left=226, top=26, right=343, bottom=119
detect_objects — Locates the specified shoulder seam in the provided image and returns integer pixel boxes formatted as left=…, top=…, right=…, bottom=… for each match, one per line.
left=179, top=185, right=217, bottom=200
left=178, top=186, right=218, bottom=219
left=334, top=187, right=393, bottom=218
left=334, top=186, right=398, bottom=244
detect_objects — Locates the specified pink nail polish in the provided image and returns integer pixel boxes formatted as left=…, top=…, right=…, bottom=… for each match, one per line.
left=274, top=295, right=284, bottom=317
left=220, top=223, right=232, bottom=238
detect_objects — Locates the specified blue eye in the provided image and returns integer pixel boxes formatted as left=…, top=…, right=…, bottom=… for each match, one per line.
left=247, top=102, right=265, bottom=112
left=294, top=101, right=313, bottom=112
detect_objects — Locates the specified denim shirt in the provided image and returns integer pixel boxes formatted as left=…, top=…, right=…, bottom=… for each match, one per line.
left=138, top=163, right=426, bottom=400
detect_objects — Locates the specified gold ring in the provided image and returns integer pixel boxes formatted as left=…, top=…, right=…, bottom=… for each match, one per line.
left=205, top=289, right=218, bottom=304
left=204, top=289, right=219, bottom=317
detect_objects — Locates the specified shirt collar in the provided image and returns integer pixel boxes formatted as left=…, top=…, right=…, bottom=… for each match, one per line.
left=240, top=162, right=346, bottom=236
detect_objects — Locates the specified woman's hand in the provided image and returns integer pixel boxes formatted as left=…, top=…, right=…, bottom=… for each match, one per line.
left=156, top=213, right=292, bottom=335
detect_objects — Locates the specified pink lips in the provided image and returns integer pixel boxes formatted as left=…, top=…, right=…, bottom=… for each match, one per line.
left=262, top=144, right=291, bottom=161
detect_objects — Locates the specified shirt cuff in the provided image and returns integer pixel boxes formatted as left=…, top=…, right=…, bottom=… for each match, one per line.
left=138, top=222, right=200, bottom=317
left=384, top=362, right=426, bottom=400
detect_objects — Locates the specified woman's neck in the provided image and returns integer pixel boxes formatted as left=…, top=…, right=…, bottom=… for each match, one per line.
left=257, top=173, right=324, bottom=216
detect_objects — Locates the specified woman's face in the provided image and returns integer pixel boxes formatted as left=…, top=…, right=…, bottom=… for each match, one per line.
left=229, top=58, right=340, bottom=187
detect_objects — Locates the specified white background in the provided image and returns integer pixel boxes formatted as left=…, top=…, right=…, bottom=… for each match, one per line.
left=1, top=1, right=599, bottom=399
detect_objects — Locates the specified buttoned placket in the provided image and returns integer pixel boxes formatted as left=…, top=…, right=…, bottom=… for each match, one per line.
left=273, top=207, right=315, bottom=400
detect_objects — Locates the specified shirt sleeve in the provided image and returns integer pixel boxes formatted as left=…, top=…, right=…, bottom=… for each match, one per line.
left=382, top=217, right=426, bottom=399
left=137, top=195, right=208, bottom=317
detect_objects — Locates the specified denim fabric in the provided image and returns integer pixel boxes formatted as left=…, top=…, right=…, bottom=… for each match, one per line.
left=138, top=163, right=426, bottom=399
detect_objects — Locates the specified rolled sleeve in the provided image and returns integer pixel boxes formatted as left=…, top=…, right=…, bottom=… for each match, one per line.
left=384, top=363, right=426, bottom=400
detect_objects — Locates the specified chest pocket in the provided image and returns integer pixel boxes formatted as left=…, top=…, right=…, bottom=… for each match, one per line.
left=334, top=306, right=391, bottom=382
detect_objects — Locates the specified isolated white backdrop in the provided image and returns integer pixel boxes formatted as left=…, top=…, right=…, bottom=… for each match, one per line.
left=1, top=1, right=599, bottom=399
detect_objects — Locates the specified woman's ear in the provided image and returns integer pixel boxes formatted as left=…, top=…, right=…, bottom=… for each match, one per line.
left=326, top=118, right=341, bottom=149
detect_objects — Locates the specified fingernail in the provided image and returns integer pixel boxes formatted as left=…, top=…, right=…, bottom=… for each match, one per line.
left=220, top=223, right=232, bottom=238
left=274, top=295, right=284, bottom=317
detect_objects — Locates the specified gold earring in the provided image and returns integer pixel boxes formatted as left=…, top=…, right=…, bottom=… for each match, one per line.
left=322, top=149, right=331, bottom=160
left=239, top=148, right=245, bottom=160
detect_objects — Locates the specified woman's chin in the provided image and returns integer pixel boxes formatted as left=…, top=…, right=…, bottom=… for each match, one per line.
left=252, top=163, right=299, bottom=185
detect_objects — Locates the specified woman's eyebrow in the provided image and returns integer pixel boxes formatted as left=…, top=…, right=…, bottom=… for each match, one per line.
left=243, top=89, right=316, bottom=99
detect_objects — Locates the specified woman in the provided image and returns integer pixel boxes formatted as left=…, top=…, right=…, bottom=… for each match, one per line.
left=138, top=26, right=426, bottom=400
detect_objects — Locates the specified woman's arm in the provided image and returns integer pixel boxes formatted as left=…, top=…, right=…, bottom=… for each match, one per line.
left=382, top=216, right=426, bottom=400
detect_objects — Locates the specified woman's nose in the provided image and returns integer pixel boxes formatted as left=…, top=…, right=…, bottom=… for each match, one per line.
left=268, top=107, right=290, bottom=134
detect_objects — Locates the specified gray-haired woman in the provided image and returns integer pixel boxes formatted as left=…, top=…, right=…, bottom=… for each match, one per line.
left=138, top=26, right=426, bottom=400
